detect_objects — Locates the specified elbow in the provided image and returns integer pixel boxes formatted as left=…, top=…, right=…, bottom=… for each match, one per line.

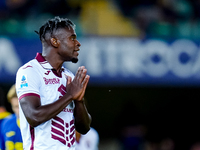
left=81, top=129, right=90, bottom=135
left=81, top=125, right=91, bottom=135
left=29, top=121, right=40, bottom=128
left=74, top=114, right=92, bottom=134
left=76, top=125, right=90, bottom=135
left=26, top=114, right=42, bottom=128
left=27, top=118, right=40, bottom=127
left=75, top=120, right=91, bottom=134
left=82, top=126, right=90, bottom=135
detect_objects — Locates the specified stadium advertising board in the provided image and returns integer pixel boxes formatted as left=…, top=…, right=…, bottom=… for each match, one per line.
left=0, top=37, right=200, bottom=86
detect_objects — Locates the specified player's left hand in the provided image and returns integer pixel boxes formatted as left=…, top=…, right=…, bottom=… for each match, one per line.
left=66, top=66, right=90, bottom=101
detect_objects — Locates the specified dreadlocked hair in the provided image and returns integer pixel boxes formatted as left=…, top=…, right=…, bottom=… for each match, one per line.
left=35, top=16, right=75, bottom=41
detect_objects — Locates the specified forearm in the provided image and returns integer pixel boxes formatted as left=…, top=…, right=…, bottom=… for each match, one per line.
left=22, top=94, right=74, bottom=127
left=38, top=96, right=73, bottom=124
left=74, top=99, right=92, bottom=134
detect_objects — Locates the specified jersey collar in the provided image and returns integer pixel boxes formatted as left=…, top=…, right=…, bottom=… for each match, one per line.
left=35, top=53, right=53, bottom=70
left=35, top=53, right=65, bottom=77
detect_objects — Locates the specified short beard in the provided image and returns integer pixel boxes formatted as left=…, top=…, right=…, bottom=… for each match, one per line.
left=71, top=58, right=78, bottom=63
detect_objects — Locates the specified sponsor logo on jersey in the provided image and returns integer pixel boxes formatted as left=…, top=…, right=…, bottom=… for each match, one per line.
left=20, top=75, right=28, bottom=88
left=63, top=108, right=73, bottom=113
left=43, top=77, right=60, bottom=85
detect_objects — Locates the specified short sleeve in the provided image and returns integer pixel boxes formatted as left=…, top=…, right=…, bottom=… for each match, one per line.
left=16, top=63, right=41, bottom=101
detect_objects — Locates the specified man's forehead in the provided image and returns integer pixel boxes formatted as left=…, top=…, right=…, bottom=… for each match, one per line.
left=54, top=27, right=76, bottom=37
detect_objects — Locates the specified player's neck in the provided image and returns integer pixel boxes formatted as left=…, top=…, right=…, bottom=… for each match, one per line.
left=42, top=50, right=63, bottom=72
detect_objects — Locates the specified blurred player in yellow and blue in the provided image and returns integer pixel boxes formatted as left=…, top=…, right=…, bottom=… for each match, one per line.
left=0, top=88, right=11, bottom=150
left=0, top=84, right=23, bottom=150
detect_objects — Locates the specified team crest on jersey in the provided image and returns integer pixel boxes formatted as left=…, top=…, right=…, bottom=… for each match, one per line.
left=20, top=75, right=28, bottom=88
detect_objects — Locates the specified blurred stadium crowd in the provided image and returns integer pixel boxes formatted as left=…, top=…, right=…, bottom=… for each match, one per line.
left=1, top=0, right=200, bottom=39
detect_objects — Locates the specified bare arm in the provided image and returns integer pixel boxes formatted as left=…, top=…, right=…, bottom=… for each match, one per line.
left=74, top=99, right=91, bottom=134
left=19, top=94, right=73, bottom=127
left=20, top=66, right=91, bottom=128
left=67, top=66, right=92, bottom=134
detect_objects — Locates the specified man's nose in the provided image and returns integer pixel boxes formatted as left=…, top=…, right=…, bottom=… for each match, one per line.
left=76, top=40, right=81, bottom=47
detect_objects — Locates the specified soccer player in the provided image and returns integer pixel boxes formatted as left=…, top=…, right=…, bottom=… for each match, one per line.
left=0, top=84, right=23, bottom=150
left=0, top=88, right=11, bottom=150
left=16, top=16, right=91, bottom=150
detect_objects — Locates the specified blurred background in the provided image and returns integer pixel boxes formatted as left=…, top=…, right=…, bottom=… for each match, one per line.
left=1, top=0, right=200, bottom=149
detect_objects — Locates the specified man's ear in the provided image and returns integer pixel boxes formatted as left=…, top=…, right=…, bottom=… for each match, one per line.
left=50, top=38, right=59, bottom=48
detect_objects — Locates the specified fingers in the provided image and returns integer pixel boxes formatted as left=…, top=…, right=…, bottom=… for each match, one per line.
left=74, top=66, right=84, bottom=80
left=77, top=75, right=90, bottom=100
left=70, top=66, right=89, bottom=100
left=79, top=67, right=87, bottom=83
left=67, top=76, right=72, bottom=85
left=74, top=66, right=87, bottom=84
left=82, top=75, right=90, bottom=88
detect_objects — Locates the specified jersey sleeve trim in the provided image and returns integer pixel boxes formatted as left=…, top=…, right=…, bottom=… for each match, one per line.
left=19, top=93, right=40, bottom=101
